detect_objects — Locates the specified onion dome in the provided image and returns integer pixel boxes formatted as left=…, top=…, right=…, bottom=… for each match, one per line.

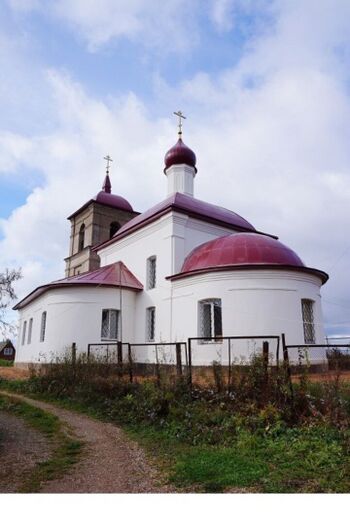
left=164, top=138, right=197, bottom=172
left=94, top=175, right=133, bottom=212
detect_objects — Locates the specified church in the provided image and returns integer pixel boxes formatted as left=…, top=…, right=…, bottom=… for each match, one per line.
left=13, top=114, right=328, bottom=367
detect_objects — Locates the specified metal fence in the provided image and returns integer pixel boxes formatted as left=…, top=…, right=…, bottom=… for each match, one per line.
left=281, top=334, right=350, bottom=374
left=87, top=341, right=188, bottom=384
left=187, top=335, right=281, bottom=387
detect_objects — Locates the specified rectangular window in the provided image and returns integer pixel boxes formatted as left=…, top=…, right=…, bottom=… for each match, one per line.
left=21, top=321, right=27, bottom=346
left=40, top=311, right=47, bottom=342
left=147, top=256, right=156, bottom=289
left=3, top=348, right=13, bottom=356
left=301, top=299, right=315, bottom=344
left=27, top=318, right=33, bottom=345
left=146, top=307, right=156, bottom=342
left=199, top=299, right=223, bottom=340
left=101, top=309, right=119, bottom=340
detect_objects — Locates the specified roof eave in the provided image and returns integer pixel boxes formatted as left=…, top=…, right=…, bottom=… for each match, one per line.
left=13, top=281, right=143, bottom=310
left=166, top=264, right=329, bottom=285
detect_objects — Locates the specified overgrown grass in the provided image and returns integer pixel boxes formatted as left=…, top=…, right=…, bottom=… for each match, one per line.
left=0, top=359, right=13, bottom=367
left=0, top=394, right=83, bottom=492
left=1, top=354, right=350, bottom=493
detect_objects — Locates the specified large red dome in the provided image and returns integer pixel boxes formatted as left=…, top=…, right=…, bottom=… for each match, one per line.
left=182, top=233, right=304, bottom=273
left=164, top=138, right=197, bottom=172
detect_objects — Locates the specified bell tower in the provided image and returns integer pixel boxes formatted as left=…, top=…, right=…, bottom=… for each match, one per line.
left=64, top=159, right=138, bottom=277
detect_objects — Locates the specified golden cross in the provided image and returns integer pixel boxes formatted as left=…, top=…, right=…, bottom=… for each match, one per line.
left=174, top=110, right=186, bottom=136
left=104, top=154, right=113, bottom=174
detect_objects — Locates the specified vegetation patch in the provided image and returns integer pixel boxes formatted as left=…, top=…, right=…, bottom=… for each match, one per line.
left=1, top=354, right=350, bottom=493
left=0, top=394, right=83, bottom=492
left=0, top=359, right=13, bottom=367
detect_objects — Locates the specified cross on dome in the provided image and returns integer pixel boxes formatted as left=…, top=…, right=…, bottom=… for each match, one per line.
left=173, top=110, right=186, bottom=136
left=104, top=154, right=113, bottom=175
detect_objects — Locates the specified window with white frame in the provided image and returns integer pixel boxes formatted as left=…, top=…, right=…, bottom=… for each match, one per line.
left=101, top=309, right=119, bottom=340
left=198, top=299, right=223, bottom=340
left=301, top=299, right=315, bottom=344
left=21, top=321, right=27, bottom=345
left=3, top=347, right=13, bottom=356
left=146, top=307, right=156, bottom=342
left=40, top=311, right=47, bottom=342
left=27, top=318, right=33, bottom=345
left=147, top=256, right=156, bottom=289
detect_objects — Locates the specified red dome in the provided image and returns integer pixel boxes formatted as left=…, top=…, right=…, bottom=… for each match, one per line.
left=182, top=233, right=305, bottom=273
left=94, top=175, right=133, bottom=212
left=164, top=138, right=197, bottom=172
left=95, top=191, right=133, bottom=212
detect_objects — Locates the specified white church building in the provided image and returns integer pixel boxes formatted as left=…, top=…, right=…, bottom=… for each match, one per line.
left=14, top=119, right=328, bottom=367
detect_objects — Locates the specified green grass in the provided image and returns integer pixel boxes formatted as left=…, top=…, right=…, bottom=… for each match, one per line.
left=0, top=394, right=83, bottom=492
left=1, top=377, right=350, bottom=493
left=0, top=359, right=13, bottom=367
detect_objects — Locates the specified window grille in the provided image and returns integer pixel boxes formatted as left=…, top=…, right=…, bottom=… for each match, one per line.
left=146, top=307, right=156, bottom=342
left=27, top=318, right=33, bottom=345
left=21, top=321, right=27, bottom=346
left=301, top=299, right=315, bottom=344
left=199, top=299, right=223, bottom=339
left=3, top=347, right=13, bottom=356
left=147, top=256, right=156, bottom=289
left=40, top=311, right=47, bottom=342
left=101, top=309, right=119, bottom=340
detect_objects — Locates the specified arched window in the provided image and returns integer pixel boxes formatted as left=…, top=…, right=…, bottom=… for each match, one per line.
left=40, top=311, right=47, bottom=342
left=109, top=221, right=120, bottom=239
left=78, top=223, right=85, bottom=251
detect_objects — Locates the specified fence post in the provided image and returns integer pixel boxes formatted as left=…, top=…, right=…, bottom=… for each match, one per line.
left=71, top=342, right=77, bottom=381
left=128, top=343, right=133, bottom=383
left=72, top=342, right=76, bottom=365
left=87, top=344, right=90, bottom=361
left=228, top=339, right=232, bottom=390
left=155, top=345, right=161, bottom=387
left=176, top=343, right=182, bottom=377
left=281, top=333, right=294, bottom=405
left=187, top=339, right=192, bottom=388
left=117, top=341, right=123, bottom=377
left=263, top=341, right=269, bottom=385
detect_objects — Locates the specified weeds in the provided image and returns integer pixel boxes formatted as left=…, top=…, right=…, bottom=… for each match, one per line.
left=1, top=352, right=350, bottom=492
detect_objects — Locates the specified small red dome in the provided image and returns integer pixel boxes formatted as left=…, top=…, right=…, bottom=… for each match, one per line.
left=181, top=233, right=304, bottom=273
left=164, top=138, right=197, bottom=172
left=94, top=191, right=133, bottom=212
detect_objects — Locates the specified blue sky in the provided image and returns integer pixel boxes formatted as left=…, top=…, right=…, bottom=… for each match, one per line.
left=1, top=0, right=350, bottom=336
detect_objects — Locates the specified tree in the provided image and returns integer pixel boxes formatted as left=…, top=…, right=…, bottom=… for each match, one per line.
left=0, top=268, right=22, bottom=337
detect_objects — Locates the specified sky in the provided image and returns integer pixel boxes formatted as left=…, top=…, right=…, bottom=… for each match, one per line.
left=0, top=0, right=350, bottom=337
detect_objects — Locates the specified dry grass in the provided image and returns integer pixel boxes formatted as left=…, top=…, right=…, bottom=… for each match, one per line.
left=0, top=366, right=31, bottom=380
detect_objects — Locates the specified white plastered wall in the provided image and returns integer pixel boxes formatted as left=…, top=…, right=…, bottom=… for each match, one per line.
left=97, top=209, right=242, bottom=349
left=169, top=269, right=325, bottom=365
left=15, top=286, right=137, bottom=364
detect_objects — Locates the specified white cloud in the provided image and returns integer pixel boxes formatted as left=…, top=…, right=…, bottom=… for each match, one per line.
left=2, top=0, right=350, bottom=336
left=7, top=0, right=201, bottom=53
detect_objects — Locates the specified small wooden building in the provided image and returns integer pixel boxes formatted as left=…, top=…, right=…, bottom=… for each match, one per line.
left=0, top=340, right=16, bottom=363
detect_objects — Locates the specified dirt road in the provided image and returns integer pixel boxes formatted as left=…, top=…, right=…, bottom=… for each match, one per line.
left=0, top=392, right=174, bottom=493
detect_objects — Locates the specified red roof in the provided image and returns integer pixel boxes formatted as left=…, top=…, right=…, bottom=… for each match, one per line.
left=13, top=262, right=143, bottom=310
left=95, top=192, right=260, bottom=252
left=168, top=233, right=328, bottom=283
left=164, top=138, right=197, bottom=172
